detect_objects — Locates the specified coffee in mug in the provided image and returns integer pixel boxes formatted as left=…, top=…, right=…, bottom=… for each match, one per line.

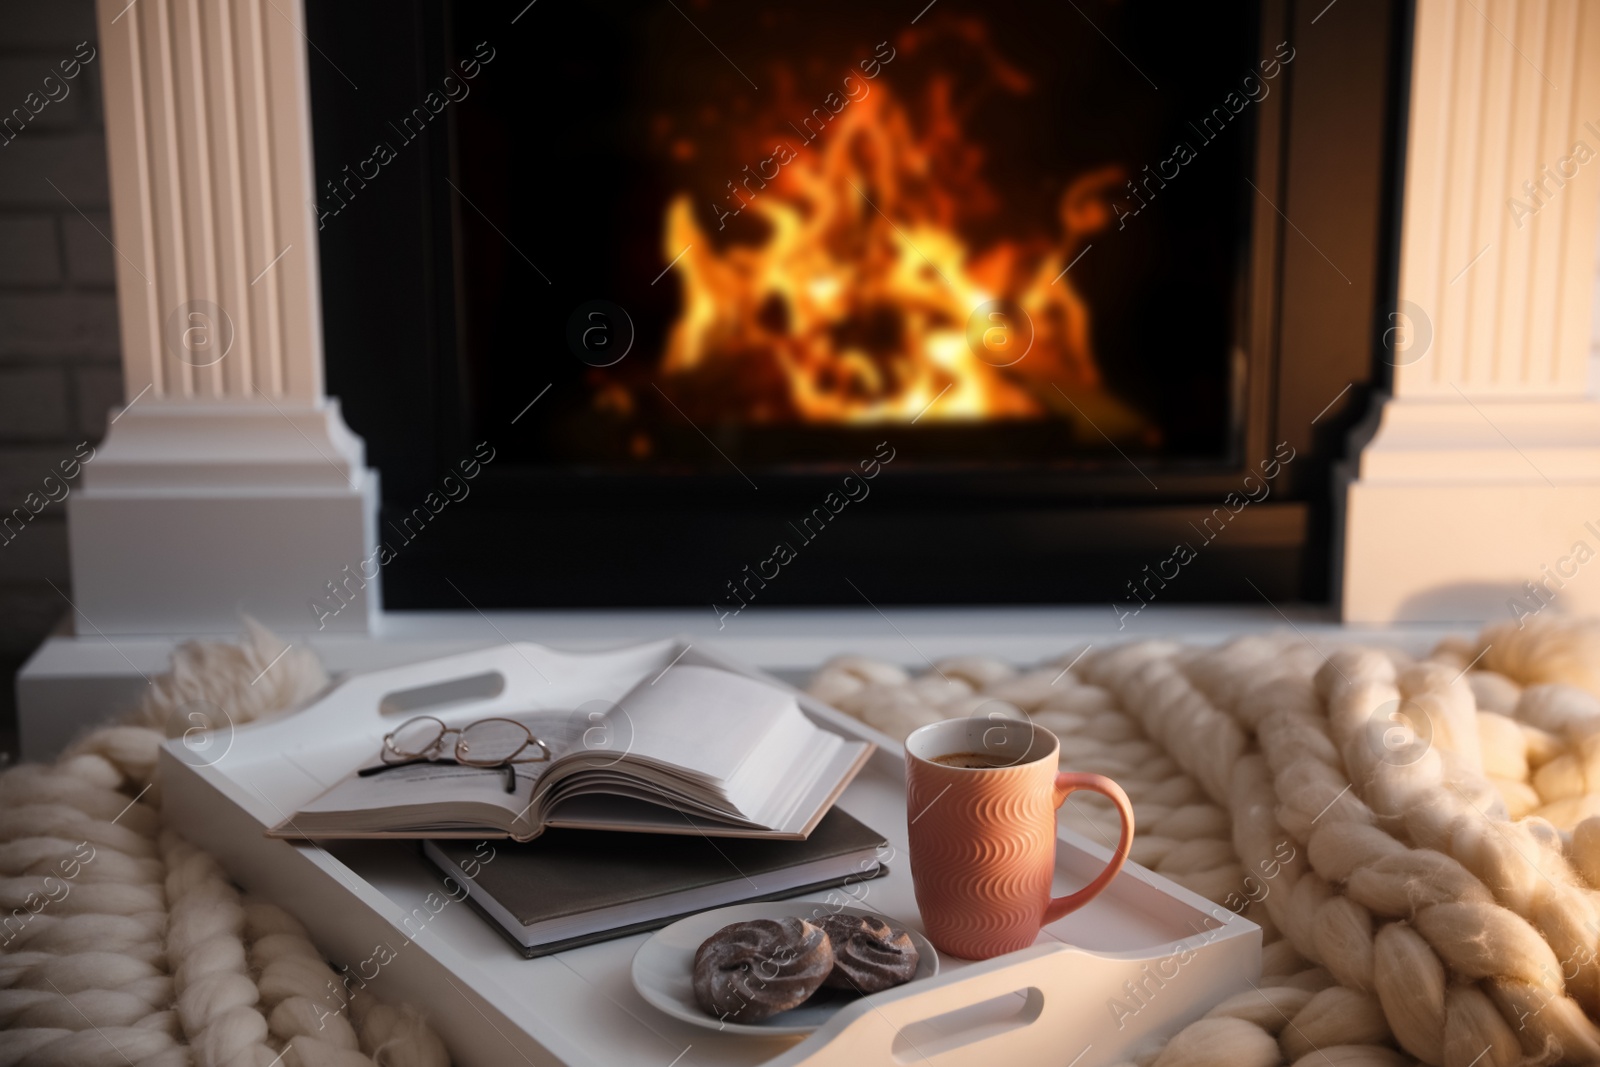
left=905, top=717, right=1134, bottom=959
left=928, top=751, right=1015, bottom=769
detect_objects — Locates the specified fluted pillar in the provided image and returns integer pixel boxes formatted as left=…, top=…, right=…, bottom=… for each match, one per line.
left=102, top=0, right=325, bottom=403
left=1342, top=0, right=1600, bottom=621
left=67, top=0, right=378, bottom=634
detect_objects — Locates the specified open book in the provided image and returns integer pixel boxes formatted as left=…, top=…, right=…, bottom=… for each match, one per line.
left=269, top=665, right=873, bottom=842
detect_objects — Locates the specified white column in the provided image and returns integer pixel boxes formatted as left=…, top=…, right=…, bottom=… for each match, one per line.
left=1342, top=0, right=1600, bottom=623
left=68, top=0, right=379, bottom=634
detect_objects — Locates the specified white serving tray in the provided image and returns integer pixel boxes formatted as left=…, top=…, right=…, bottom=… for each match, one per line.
left=162, top=638, right=1259, bottom=1067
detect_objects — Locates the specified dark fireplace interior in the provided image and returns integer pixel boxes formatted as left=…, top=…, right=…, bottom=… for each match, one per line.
left=307, top=0, right=1407, bottom=614
left=452, top=1, right=1254, bottom=468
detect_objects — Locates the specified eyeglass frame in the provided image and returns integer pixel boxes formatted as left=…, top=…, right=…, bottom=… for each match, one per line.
left=379, top=714, right=553, bottom=768
left=355, top=715, right=553, bottom=792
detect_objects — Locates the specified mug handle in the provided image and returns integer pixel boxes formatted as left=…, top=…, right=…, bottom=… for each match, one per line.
left=1042, top=772, right=1135, bottom=924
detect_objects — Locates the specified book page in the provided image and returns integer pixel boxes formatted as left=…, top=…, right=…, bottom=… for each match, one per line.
left=295, top=760, right=534, bottom=817
left=598, top=665, right=802, bottom=785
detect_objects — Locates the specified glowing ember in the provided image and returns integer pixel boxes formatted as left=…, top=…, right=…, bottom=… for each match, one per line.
left=657, top=76, right=1125, bottom=425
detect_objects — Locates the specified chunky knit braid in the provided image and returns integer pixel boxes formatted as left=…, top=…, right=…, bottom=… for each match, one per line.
left=0, top=621, right=450, bottom=1067
left=809, top=619, right=1600, bottom=1067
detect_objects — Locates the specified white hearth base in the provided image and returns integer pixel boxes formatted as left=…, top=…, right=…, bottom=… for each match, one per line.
left=1341, top=395, right=1600, bottom=623
left=67, top=401, right=380, bottom=636
left=16, top=605, right=1459, bottom=760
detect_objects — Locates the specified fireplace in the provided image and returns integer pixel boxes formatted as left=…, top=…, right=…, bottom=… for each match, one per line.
left=450, top=2, right=1260, bottom=465
left=306, top=0, right=1406, bottom=612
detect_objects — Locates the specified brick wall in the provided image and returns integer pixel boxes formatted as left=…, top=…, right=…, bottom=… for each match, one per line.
left=0, top=0, right=118, bottom=752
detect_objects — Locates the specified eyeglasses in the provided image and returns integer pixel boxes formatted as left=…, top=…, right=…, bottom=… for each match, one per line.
left=358, top=715, right=552, bottom=793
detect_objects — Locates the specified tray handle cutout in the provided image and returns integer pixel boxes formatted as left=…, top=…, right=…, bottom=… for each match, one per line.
left=377, top=671, right=505, bottom=717
left=890, top=987, right=1044, bottom=1064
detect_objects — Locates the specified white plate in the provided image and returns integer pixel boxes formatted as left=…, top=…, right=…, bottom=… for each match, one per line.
left=631, top=901, right=940, bottom=1037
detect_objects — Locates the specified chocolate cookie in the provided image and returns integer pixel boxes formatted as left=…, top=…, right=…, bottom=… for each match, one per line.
left=817, top=913, right=920, bottom=993
left=692, top=917, right=834, bottom=1023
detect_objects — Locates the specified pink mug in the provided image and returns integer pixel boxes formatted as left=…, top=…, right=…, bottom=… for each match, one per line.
left=905, top=717, right=1134, bottom=959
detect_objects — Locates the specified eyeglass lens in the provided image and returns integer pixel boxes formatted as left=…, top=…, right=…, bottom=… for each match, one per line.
left=387, top=716, right=447, bottom=759
left=456, top=719, right=531, bottom=766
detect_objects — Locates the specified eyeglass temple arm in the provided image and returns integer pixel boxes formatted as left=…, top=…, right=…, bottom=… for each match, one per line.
left=360, top=759, right=422, bottom=778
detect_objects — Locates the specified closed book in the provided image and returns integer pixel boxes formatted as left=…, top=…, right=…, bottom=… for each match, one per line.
left=423, top=807, right=889, bottom=957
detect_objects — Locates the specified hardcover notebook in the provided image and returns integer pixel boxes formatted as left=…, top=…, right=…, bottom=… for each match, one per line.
left=423, top=807, right=890, bottom=956
left=270, top=665, right=874, bottom=843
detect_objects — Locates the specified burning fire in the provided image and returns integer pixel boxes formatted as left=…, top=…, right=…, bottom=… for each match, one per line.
left=657, top=76, right=1125, bottom=425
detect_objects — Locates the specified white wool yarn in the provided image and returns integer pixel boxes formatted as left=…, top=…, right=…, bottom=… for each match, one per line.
left=811, top=618, right=1600, bottom=1067
left=0, top=620, right=450, bottom=1067
left=1475, top=619, right=1600, bottom=699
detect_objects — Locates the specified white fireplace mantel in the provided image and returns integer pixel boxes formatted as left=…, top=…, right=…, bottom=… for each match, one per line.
left=68, top=0, right=379, bottom=636
left=54, top=0, right=1600, bottom=644
left=1339, top=0, right=1600, bottom=623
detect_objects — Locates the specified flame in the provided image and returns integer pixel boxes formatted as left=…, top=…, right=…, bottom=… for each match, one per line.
left=657, top=77, right=1124, bottom=425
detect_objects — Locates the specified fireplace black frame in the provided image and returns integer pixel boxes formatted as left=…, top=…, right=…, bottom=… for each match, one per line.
left=308, top=0, right=1409, bottom=613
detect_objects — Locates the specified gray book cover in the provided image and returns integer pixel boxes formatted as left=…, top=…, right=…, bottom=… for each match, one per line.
left=426, top=807, right=889, bottom=956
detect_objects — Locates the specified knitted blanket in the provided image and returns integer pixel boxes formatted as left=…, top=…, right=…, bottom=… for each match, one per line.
left=0, top=622, right=450, bottom=1067
left=805, top=620, right=1600, bottom=1067
left=9, top=619, right=1600, bottom=1067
